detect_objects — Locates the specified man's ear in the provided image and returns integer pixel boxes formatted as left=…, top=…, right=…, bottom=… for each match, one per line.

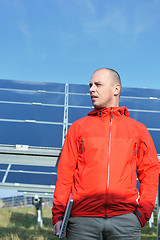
left=114, top=84, right=121, bottom=96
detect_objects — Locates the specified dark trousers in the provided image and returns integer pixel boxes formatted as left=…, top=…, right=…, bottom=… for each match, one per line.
left=66, top=213, right=141, bottom=240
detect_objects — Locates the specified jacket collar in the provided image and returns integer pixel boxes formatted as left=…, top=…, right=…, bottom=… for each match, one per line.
left=88, top=106, right=129, bottom=117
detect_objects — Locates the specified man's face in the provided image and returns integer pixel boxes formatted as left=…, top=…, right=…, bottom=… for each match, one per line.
left=89, top=70, right=115, bottom=109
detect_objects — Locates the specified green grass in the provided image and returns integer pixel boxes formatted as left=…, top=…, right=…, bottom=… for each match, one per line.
left=0, top=206, right=57, bottom=240
left=141, top=209, right=157, bottom=240
left=0, top=206, right=157, bottom=239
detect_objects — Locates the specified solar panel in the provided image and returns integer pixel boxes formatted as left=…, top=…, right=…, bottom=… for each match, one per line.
left=68, top=107, right=92, bottom=124
left=0, top=164, right=8, bottom=170
left=6, top=172, right=55, bottom=185
left=129, top=111, right=160, bottom=128
left=148, top=131, right=160, bottom=157
left=0, top=163, right=57, bottom=192
left=120, top=89, right=160, bottom=156
left=121, top=87, right=160, bottom=98
left=0, top=172, right=5, bottom=182
left=0, top=79, right=65, bottom=92
left=0, top=89, right=65, bottom=105
left=69, top=84, right=89, bottom=93
left=120, top=98, right=160, bottom=111
left=69, top=94, right=92, bottom=107
left=0, top=121, right=63, bottom=148
left=10, top=164, right=56, bottom=172
left=0, top=80, right=65, bottom=149
left=0, top=103, right=64, bottom=122
left=0, top=79, right=159, bottom=196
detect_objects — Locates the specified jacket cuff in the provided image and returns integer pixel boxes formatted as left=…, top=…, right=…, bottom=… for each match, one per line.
left=52, top=215, right=63, bottom=226
left=135, top=210, right=148, bottom=227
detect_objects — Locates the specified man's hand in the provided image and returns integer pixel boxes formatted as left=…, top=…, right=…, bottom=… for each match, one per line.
left=53, top=221, right=64, bottom=238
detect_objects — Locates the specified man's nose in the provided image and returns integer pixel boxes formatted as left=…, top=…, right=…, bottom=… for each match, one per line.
left=89, top=84, right=95, bottom=93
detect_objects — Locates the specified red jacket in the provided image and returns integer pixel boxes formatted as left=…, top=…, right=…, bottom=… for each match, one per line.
left=52, top=107, right=159, bottom=227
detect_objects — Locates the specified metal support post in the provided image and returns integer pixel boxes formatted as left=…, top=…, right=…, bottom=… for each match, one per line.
left=149, top=212, right=154, bottom=228
left=32, top=195, right=43, bottom=228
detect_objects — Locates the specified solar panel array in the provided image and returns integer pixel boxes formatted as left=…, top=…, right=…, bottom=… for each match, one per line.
left=0, top=163, right=57, bottom=193
left=0, top=80, right=66, bottom=149
left=0, top=79, right=160, bottom=194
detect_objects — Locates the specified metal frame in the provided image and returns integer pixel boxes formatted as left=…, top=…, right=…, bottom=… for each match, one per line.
left=0, top=145, right=60, bottom=166
left=0, top=145, right=60, bottom=194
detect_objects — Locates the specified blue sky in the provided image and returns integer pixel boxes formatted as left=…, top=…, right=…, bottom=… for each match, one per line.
left=0, top=0, right=160, bottom=198
left=0, top=0, right=160, bottom=89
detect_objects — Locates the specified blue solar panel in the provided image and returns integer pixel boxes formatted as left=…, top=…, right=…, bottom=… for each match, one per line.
left=0, top=80, right=65, bottom=149
left=149, top=131, right=160, bottom=155
left=121, top=87, right=160, bottom=98
left=0, top=164, right=57, bottom=187
left=10, top=164, right=57, bottom=173
left=0, top=121, right=63, bottom=148
left=0, top=103, right=64, bottom=123
left=0, top=79, right=65, bottom=92
left=0, top=164, right=8, bottom=170
left=68, top=107, right=92, bottom=123
left=69, top=84, right=89, bottom=93
left=69, top=95, right=92, bottom=106
left=0, top=90, right=65, bottom=105
left=6, top=172, right=57, bottom=185
left=0, top=172, right=5, bottom=182
left=129, top=111, right=160, bottom=129
left=120, top=98, right=160, bottom=111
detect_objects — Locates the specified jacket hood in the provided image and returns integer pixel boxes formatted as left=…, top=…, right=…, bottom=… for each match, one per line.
left=88, top=106, right=129, bottom=117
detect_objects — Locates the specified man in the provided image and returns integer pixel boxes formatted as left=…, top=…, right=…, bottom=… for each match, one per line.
left=52, top=68, right=159, bottom=239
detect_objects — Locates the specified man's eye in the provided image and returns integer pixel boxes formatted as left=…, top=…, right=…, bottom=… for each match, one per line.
left=96, top=83, right=101, bottom=86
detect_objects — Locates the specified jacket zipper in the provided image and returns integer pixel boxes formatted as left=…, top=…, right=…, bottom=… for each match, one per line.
left=107, top=108, right=113, bottom=189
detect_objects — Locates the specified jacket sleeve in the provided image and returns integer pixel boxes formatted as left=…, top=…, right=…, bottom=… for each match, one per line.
left=135, top=125, right=159, bottom=227
left=52, top=123, right=79, bottom=226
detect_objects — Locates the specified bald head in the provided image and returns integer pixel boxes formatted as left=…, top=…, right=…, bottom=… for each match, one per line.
left=94, top=68, right=121, bottom=88
left=89, top=68, right=121, bottom=108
